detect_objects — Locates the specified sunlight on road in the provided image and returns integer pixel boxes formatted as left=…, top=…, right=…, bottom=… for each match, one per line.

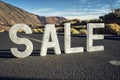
left=110, top=60, right=120, bottom=66
left=21, top=36, right=42, bottom=43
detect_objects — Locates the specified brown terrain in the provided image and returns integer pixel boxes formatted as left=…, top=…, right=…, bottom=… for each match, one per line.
left=0, top=1, right=66, bottom=32
left=37, top=16, right=66, bottom=25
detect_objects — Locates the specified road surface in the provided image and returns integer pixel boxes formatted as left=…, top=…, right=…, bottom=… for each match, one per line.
left=0, top=32, right=120, bottom=80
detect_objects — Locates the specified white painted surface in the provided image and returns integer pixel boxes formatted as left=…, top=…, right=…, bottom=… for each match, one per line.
left=41, top=24, right=61, bottom=56
left=64, top=23, right=84, bottom=54
left=9, top=24, right=33, bottom=58
left=87, top=23, right=104, bottom=52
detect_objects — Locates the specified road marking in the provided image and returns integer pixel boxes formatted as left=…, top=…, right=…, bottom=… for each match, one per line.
left=21, top=36, right=42, bottom=43
left=110, top=60, right=120, bottom=66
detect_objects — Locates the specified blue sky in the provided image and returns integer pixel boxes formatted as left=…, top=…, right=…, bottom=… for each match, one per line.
left=2, top=0, right=120, bottom=20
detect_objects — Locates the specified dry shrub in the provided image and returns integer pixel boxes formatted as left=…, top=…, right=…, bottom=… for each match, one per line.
left=79, top=29, right=87, bottom=35
left=105, top=23, right=120, bottom=35
left=32, top=29, right=39, bottom=33
left=17, top=29, right=24, bottom=32
left=37, top=28, right=43, bottom=33
left=0, top=28, right=5, bottom=32
left=71, top=28, right=79, bottom=34
left=73, top=25, right=86, bottom=30
left=32, top=28, right=43, bottom=33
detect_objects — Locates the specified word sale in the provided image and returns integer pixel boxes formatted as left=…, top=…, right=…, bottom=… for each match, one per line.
left=9, top=23, right=104, bottom=58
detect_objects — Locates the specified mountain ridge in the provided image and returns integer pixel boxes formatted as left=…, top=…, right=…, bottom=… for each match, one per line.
left=0, top=1, right=66, bottom=30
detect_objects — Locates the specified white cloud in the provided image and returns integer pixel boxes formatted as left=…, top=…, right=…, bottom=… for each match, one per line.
left=116, top=0, right=120, bottom=3
left=32, top=3, right=110, bottom=20
left=114, top=0, right=120, bottom=8
left=33, top=8, right=55, bottom=13
left=64, top=15, right=101, bottom=20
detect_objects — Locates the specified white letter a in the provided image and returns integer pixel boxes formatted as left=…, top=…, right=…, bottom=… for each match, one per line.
left=41, top=24, right=61, bottom=56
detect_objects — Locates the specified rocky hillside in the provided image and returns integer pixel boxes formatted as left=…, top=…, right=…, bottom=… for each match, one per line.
left=37, top=16, right=66, bottom=25
left=46, top=16, right=66, bottom=24
left=0, top=1, right=42, bottom=27
left=0, top=1, right=66, bottom=31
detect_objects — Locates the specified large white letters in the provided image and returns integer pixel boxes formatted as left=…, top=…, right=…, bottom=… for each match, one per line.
left=64, top=23, right=84, bottom=54
left=87, top=23, right=104, bottom=52
left=41, top=24, right=61, bottom=56
left=9, top=23, right=105, bottom=58
left=9, top=24, right=33, bottom=58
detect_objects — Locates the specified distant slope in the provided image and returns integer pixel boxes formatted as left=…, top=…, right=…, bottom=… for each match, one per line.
left=46, top=16, right=66, bottom=24
left=0, top=1, right=67, bottom=29
left=0, top=1, right=42, bottom=27
left=36, top=16, right=67, bottom=25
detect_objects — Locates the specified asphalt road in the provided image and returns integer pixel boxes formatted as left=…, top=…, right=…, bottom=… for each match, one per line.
left=0, top=32, right=120, bottom=80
